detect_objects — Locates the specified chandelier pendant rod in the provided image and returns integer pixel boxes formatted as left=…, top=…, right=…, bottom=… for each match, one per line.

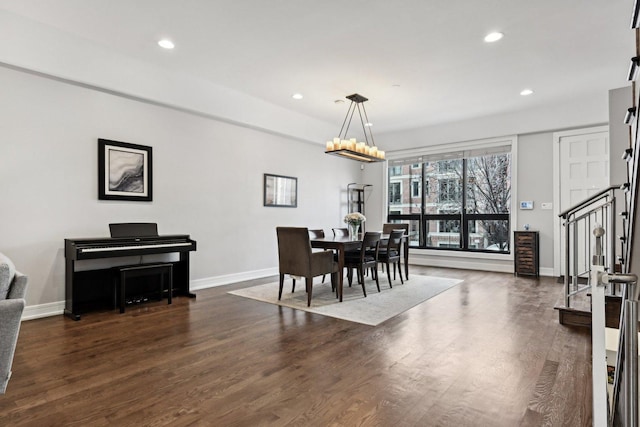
left=361, top=103, right=375, bottom=147
left=338, top=101, right=356, bottom=139
left=356, top=103, right=370, bottom=146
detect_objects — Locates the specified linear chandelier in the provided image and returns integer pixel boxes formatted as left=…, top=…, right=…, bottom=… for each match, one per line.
left=325, top=93, right=385, bottom=162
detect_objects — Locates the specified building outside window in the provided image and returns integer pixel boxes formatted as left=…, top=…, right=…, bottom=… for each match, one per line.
left=387, top=144, right=512, bottom=253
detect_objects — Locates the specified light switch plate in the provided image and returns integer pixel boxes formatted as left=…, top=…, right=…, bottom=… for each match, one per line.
left=541, top=202, right=553, bottom=210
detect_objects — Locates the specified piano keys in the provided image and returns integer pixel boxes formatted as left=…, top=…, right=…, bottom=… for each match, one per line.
left=69, top=236, right=196, bottom=259
left=64, top=228, right=197, bottom=320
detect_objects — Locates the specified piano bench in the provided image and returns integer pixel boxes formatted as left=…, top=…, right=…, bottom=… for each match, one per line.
left=115, top=263, right=173, bottom=313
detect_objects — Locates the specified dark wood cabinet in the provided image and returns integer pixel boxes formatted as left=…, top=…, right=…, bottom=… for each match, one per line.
left=514, top=231, right=539, bottom=277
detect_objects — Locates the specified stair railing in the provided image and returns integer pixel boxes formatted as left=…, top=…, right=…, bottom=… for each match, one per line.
left=590, top=224, right=638, bottom=426
left=605, top=273, right=639, bottom=426
left=558, top=185, right=623, bottom=309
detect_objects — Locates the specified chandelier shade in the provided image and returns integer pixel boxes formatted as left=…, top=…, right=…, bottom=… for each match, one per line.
left=325, top=93, right=385, bottom=162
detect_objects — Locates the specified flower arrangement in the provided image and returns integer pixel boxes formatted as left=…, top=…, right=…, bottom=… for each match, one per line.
left=344, top=212, right=366, bottom=226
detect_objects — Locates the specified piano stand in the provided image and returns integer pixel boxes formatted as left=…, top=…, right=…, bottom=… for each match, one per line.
left=116, top=263, right=173, bottom=314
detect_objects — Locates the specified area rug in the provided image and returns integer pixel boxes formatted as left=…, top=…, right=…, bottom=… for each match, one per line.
left=228, top=274, right=462, bottom=326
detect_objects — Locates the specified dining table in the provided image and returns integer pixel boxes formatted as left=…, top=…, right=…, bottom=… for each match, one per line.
left=310, top=233, right=409, bottom=302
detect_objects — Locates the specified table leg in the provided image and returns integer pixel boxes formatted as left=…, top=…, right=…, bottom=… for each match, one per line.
left=338, top=247, right=345, bottom=302
left=403, top=239, right=409, bottom=280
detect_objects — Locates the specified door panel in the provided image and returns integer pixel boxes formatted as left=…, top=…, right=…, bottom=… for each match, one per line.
left=557, top=129, right=609, bottom=276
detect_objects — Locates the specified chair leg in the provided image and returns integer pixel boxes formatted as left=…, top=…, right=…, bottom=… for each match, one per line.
left=359, top=266, right=367, bottom=297
left=386, top=262, right=393, bottom=288
left=393, top=263, right=396, bottom=280
left=306, top=277, right=313, bottom=307
left=322, top=274, right=326, bottom=283
left=373, top=266, right=380, bottom=292
left=279, top=274, right=285, bottom=300
left=292, top=278, right=296, bottom=293
left=397, top=260, right=404, bottom=284
left=331, top=271, right=338, bottom=299
left=347, top=268, right=353, bottom=287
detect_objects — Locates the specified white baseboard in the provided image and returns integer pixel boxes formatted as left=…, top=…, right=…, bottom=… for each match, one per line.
left=23, top=300, right=65, bottom=320
left=539, top=267, right=555, bottom=277
left=22, top=267, right=279, bottom=321
left=190, top=267, right=278, bottom=290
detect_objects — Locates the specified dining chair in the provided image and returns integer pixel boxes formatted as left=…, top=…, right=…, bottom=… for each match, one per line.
left=377, top=230, right=404, bottom=288
left=276, top=227, right=338, bottom=306
left=344, top=231, right=381, bottom=297
left=381, top=223, right=409, bottom=274
left=332, top=228, right=349, bottom=237
left=308, top=229, right=327, bottom=286
left=382, top=222, right=409, bottom=235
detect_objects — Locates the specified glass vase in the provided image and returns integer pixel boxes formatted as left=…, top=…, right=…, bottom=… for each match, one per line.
left=348, top=223, right=360, bottom=240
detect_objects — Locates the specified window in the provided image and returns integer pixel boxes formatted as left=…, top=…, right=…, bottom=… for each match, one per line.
left=387, top=146, right=512, bottom=253
left=411, top=180, right=421, bottom=198
left=389, top=182, right=402, bottom=204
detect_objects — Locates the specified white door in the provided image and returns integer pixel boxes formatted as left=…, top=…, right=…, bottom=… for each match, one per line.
left=553, top=126, right=610, bottom=276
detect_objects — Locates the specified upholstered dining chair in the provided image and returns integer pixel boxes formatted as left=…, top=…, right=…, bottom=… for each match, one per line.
left=332, top=228, right=349, bottom=237
left=276, top=227, right=339, bottom=306
left=381, top=223, right=409, bottom=273
left=377, top=230, right=405, bottom=288
left=344, top=231, right=381, bottom=297
left=308, top=229, right=327, bottom=285
left=0, top=253, right=28, bottom=395
left=382, top=222, right=409, bottom=235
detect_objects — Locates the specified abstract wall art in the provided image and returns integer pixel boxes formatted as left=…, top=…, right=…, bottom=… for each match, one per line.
left=98, top=139, right=153, bottom=201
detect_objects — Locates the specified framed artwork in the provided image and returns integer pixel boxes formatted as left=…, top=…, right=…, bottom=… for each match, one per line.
left=98, top=139, right=153, bottom=201
left=264, top=173, right=297, bottom=207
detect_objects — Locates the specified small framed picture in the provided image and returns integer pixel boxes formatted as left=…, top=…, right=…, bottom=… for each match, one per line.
left=264, top=173, right=297, bottom=208
left=98, top=139, right=152, bottom=201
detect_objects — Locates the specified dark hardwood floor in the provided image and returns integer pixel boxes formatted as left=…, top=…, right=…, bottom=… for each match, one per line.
left=0, top=266, right=592, bottom=426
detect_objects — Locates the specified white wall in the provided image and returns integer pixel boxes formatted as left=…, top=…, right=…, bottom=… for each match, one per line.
left=0, top=65, right=359, bottom=314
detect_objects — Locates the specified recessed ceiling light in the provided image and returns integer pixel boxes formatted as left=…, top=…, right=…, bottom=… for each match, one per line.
left=520, top=89, right=534, bottom=96
left=291, top=93, right=303, bottom=100
left=484, top=32, right=504, bottom=43
left=158, top=39, right=175, bottom=49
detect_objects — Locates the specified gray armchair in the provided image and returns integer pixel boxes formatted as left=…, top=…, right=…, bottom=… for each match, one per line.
left=0, top=253, right=27, bottom=394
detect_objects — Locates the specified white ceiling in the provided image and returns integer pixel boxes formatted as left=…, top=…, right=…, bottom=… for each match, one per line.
left=0, top=0, right=634, bottom=134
